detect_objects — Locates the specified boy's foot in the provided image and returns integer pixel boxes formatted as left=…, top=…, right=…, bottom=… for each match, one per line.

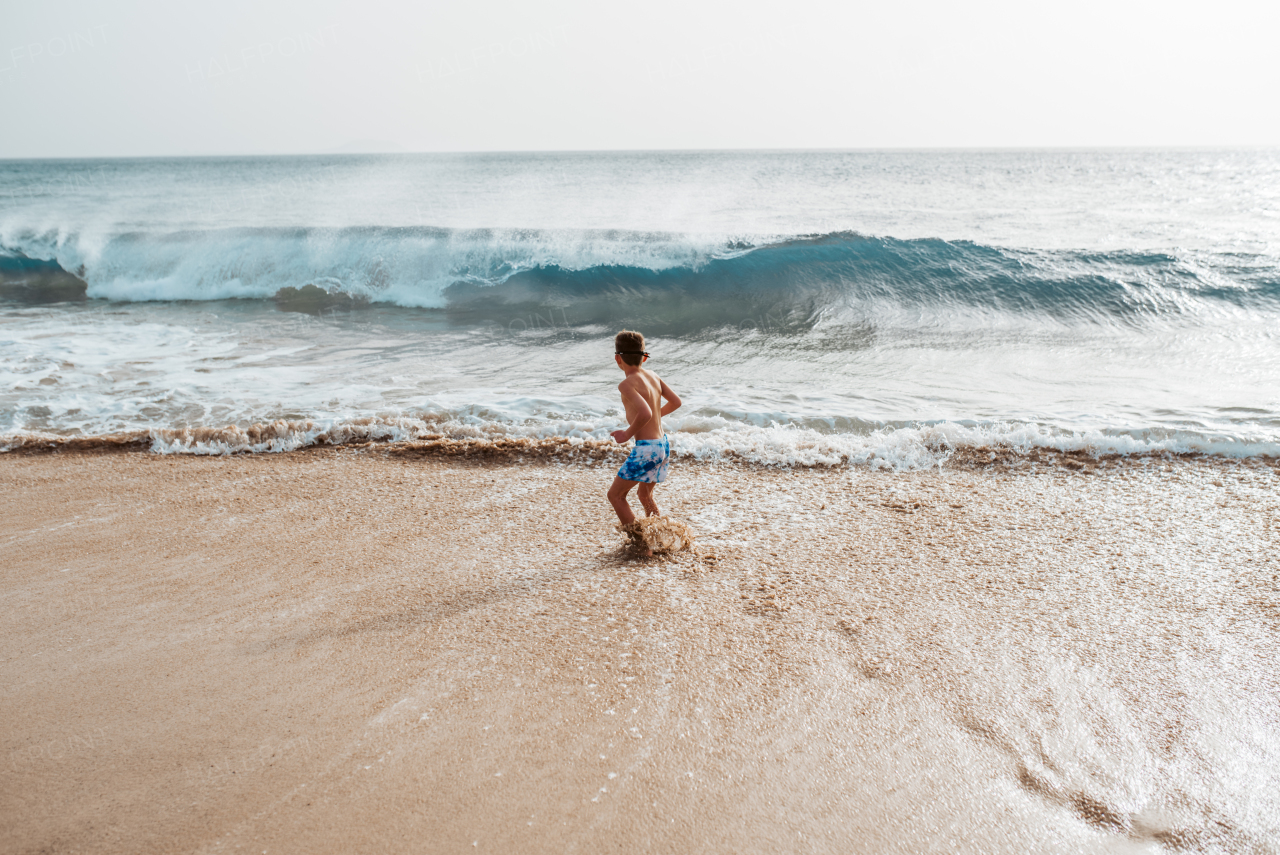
left=617, top=520, right=654, bottom=557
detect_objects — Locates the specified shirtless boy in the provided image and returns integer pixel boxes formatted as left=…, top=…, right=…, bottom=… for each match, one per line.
left=607, top=330, right=681, bottom=535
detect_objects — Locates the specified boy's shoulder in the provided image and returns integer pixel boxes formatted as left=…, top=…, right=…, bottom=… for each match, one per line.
left=625, top=368, right=662, bottom=388
left=619, top=368, right=660, bottom=387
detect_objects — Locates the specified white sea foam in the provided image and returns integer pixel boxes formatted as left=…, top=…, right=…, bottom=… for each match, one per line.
left=6, top=412, right=1256, bottom=468
left=3, top=295, right=1277, bottom=467
left=671, top=419, right=1280, bottom=468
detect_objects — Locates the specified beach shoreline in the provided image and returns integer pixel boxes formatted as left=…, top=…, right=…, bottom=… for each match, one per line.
left=7, top=426, right=1276, bottom=472
left=3, top=450, right=1277, bottom=853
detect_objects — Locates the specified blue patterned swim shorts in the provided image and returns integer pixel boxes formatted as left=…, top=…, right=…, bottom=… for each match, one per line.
left=616, top=435, right=670, bottom=484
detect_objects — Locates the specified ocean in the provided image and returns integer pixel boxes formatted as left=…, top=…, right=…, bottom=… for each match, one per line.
left=2, top=148, right=1278, bottom=464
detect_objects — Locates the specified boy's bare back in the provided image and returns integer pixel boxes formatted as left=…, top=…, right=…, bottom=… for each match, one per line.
left=617, top=368, right=674, bottom=441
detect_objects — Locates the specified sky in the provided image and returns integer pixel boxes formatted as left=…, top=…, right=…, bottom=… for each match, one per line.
left=1, top=0, right=1277, bottom=158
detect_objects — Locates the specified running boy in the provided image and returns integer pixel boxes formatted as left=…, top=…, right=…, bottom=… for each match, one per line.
left=607, top=330, right=681, bottom=529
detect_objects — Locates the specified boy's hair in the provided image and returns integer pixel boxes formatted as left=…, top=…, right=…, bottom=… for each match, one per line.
left=615, top=330, right=646, bottom=366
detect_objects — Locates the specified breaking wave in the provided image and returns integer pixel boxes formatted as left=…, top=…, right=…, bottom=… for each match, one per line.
left=3, top=226, right=1278, bottom=333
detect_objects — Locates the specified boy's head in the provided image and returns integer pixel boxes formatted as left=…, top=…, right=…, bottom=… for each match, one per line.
left=614, top=330, right=647, bottom=367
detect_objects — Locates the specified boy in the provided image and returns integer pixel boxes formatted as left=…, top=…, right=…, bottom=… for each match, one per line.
left=607, top=330, right=681, bottom=542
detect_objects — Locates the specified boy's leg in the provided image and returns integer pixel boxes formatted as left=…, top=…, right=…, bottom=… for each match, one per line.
left=607, top=477, right=640, bottom=524
left=637, top=482, right=660, bottom=517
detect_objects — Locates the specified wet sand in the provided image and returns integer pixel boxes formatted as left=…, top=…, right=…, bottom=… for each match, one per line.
left=2, top=450, right=1278, bottom=854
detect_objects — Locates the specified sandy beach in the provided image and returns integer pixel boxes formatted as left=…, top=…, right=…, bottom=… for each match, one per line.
left=3, top=448, right=1278, bottom=854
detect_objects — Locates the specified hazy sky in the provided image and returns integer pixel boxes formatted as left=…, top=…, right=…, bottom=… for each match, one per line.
left=2, top=0, right=1277, bottom=158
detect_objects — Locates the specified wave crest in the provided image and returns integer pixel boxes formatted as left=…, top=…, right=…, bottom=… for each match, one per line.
left=3, top=227, right=1277, bottom=331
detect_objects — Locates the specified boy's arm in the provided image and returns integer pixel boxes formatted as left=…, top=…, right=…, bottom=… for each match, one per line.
left=658, top=378, right=681, bottom=416
left=611, top=382, right=653, bottom=443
